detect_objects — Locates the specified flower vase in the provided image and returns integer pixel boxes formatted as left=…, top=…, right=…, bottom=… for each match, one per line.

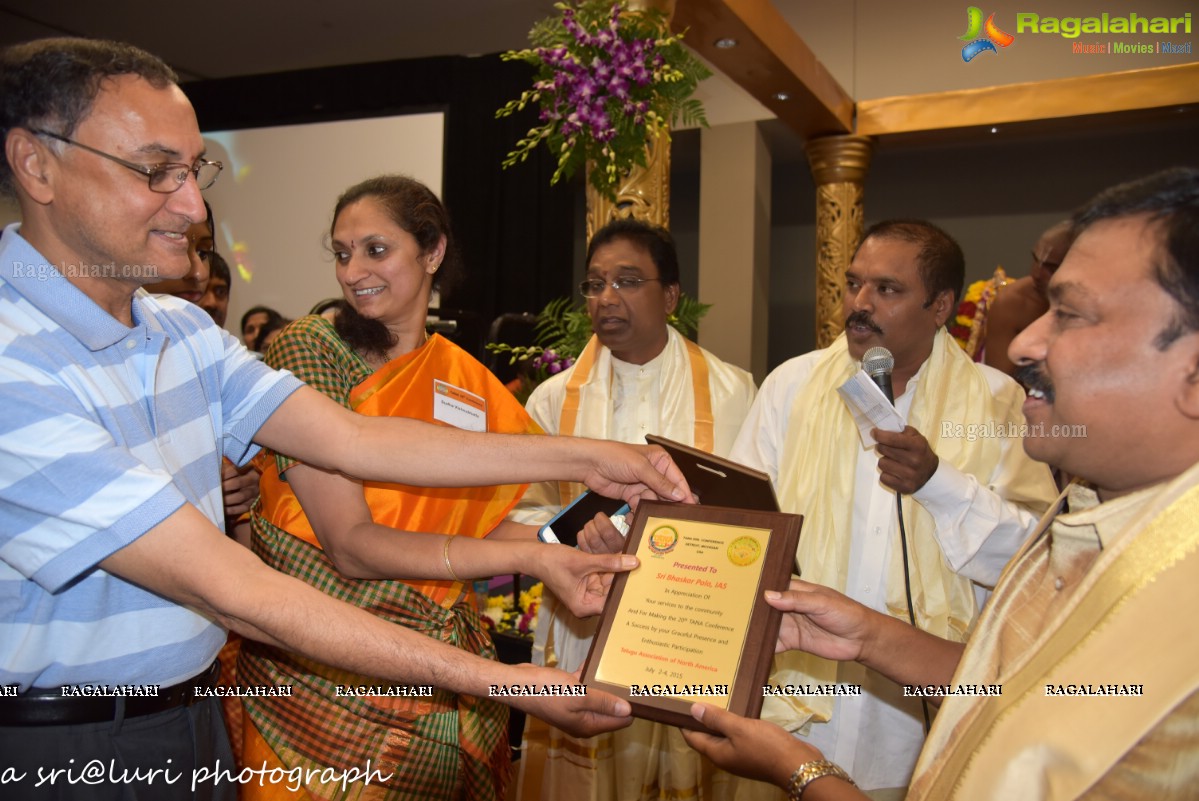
left=585, top=125, right=671, bottom=240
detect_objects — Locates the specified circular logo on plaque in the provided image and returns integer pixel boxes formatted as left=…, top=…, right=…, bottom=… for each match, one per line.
left=648, top=525, right=679, bottom=554
left=727, top=536, right=762, bottom=566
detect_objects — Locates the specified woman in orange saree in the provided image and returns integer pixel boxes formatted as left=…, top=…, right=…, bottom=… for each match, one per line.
left=237, top=176, right=608, bottom=801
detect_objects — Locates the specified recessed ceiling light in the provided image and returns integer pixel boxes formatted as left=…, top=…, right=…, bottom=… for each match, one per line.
left=774, top=92, right=791, bottom=101
left=714, top=37, right=738, bottom=49
left=990, top=126, right=999, bottom=133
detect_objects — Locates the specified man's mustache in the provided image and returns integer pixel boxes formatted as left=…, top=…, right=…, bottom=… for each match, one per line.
left=1014, top=363, right=1055, bottom=403
left=845, top=310, right=883, bottom=335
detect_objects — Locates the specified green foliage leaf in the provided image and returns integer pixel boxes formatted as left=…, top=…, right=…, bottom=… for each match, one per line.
left=668, top=293, right=712, bottom=339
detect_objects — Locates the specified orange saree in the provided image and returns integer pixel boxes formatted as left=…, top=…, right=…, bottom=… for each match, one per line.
left=239, top=319, right=540, bottom=801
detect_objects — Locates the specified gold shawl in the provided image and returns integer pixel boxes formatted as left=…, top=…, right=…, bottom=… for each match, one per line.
left=910, top=464, right=1199, bottom=800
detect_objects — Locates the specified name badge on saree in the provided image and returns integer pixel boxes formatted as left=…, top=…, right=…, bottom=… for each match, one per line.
left=433, top=379, right=487, bottom=432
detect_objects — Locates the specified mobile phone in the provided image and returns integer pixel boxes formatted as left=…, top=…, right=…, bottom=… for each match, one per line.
left=537, top=491, right=629, bottom=547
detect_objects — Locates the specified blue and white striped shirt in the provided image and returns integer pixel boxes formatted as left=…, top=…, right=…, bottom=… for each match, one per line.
left=0, top=224, right=302, bottom=691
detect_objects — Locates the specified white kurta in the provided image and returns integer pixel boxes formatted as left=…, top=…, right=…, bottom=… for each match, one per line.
left=730, top=348, right=1052, bottom=791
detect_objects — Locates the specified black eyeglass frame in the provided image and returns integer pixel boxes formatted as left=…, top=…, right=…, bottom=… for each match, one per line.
left=29, top=128, right=223, bottom=193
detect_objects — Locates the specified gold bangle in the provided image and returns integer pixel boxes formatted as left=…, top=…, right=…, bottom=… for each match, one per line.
left=442, top=537, right=461, bottom=582
left=786, top=760, right=855, bottom=800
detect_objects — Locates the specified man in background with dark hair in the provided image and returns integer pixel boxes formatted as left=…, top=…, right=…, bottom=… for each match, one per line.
left=200, top=250, right=230, bottom=327
left=0, top=37, right=689, bottom=798
left=684, top=165, right=1199, bottom=801
left=729, top=220, right=1057, bottom=795
left=982, top=220, right=1074, bottom=376
left=240, top=304, right=283, bottom=351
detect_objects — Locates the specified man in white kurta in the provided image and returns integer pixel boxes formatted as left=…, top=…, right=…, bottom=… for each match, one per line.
left=730, top=221, right=1058, bottom=794
left=514, top=220, right=760, bottom=800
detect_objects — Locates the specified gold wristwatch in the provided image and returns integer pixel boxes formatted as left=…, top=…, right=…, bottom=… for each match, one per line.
left=786, top=759, right=855, bottom=799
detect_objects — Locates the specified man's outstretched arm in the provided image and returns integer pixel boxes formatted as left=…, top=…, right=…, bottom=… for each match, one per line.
left=101, top=503, right=634, bottom=737
left=769, top=580, right=965, bottom=690
left=254, top=385, right=690, bottom=506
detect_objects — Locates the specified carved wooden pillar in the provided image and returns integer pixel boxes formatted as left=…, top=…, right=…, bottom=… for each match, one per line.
left=585, top=130, right=671, bottom=240
left=805, top=135, right=873, bottom=348
left=585, top=0, right=676, bottom=240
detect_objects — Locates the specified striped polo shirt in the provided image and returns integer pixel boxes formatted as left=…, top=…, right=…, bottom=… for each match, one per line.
left=0, top=224, right=302, bottom=692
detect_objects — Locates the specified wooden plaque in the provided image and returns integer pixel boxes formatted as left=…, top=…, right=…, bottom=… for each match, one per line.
left=644, top=434, right=780, bottom=512
left=580, top=501, right=801, bottom=731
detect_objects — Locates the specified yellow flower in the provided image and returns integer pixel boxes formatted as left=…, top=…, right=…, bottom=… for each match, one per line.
left=962, top=280, right=986, bottom=304
left=486, top=594, right=513, bottom=611
left=519, top=582, right=544, bottom=611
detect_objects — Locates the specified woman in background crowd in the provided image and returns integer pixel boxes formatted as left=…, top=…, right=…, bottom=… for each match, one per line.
left=255, top=314, right=291, bottom=353
left=308, top=296, right=344, bottom=323
left=241, top=304, right=284, bottom=351
left=145, top=200, right=214, bottom=303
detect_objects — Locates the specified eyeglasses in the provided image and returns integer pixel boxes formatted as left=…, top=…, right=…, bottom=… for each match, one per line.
left=579, top=276, right=663, bottom=297
left=30, top=129, right=223, bottom=193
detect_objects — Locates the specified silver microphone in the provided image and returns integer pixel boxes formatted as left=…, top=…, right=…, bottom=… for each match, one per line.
left=862, top=346, right=895, bottom=404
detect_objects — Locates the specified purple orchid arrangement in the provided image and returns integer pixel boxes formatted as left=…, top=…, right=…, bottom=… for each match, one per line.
left=497, top=0, right=709, bottom=200
left=531, top=349, right=573, bottom=376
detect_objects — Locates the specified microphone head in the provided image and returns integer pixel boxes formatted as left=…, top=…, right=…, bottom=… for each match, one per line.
left=862, top=346, right=894, bottom=377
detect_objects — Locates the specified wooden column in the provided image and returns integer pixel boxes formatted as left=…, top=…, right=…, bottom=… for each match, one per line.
left=805, top=135, right=872, bottom=348
left=584, top=129, right=671, bottom=240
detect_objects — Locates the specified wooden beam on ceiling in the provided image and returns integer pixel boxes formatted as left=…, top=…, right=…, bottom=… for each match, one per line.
left=857, top=62, right=1199, bottom=137
left=672, top=0, right=854, bottom=139
left=676, top=2, right=1197, bottom=146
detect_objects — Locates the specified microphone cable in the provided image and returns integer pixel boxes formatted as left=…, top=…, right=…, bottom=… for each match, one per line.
left=864, top=346, right=931, bottom=734
left=895, top=492, right=931, bottom=734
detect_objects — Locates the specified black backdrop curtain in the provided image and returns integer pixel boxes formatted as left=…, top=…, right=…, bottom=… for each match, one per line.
left=184, top=54, right=577, bottom=339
